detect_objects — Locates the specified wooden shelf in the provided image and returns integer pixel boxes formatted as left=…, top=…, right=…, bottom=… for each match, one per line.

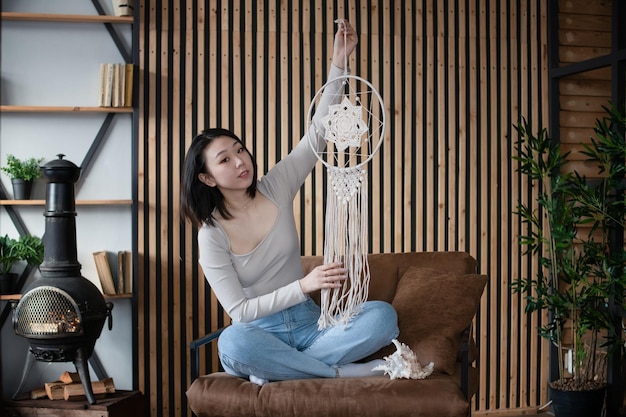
left=0, top=105, right=133, bottom=113
left=0, top=293, right=133, bottom=301
left=104, top=293, right=134, bottom=299
left=3, top=390, right=144, bottom=416
left=1, top=12, right=133, bottom=24
left=0, top=199, right=133, bottom=206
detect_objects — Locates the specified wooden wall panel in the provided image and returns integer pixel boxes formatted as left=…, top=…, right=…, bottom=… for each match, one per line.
left=137, top=1, right=550, bottom=415
left=558, top=0, right=612, bottom=181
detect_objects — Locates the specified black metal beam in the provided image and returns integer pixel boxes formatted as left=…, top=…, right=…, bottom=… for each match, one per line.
left=606, top=1, right=626, bottom=416
left=76, top=112, right=115, bottom=193
left=90, top=0, right=132, bottom=63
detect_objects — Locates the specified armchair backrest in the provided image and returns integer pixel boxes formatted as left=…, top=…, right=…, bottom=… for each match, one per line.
left=301, top=251, right=478, bottom=304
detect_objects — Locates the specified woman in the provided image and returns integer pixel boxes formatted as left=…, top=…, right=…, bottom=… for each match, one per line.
left=180, top=20, right=398, bottom=385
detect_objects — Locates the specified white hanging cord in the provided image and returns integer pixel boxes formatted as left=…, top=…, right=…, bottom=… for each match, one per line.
left=318, top=166, right=370, bottom=329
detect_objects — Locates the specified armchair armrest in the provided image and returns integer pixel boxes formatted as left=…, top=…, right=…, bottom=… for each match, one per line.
left=190, top=326, right=228, bottom=381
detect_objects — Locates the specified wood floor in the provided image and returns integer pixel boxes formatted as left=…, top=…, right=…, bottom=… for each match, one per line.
left=511, top=412, right=553, bottom=417
left=472, top=408, right=554, bottom=417
left=473, top=410, right=553, bottom=417
left=476, top=413, right=553, bottom=417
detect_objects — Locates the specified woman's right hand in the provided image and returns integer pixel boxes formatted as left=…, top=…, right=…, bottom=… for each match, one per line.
left=331, top=19, right=358, bottom=70
left=299, top=262, right=347, bottom=294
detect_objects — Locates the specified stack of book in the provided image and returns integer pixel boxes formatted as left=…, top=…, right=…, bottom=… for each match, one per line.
left=93, top=250, right=133, bottom=295
left=98, top=63, right=133, bottom=107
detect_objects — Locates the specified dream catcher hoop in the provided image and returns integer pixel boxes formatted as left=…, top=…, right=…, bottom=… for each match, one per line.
left=306, top=20, right=386, bottom=329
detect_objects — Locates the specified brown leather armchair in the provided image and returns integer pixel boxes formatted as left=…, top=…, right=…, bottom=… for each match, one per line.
left=188, top=252, right=487, bottom=417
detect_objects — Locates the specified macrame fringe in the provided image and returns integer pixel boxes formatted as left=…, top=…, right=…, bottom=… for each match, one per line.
left=318, top=166, right=370, bottom=330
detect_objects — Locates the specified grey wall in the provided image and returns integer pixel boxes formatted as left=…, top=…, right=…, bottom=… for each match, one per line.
left=0, top=0, right=134, bottom=397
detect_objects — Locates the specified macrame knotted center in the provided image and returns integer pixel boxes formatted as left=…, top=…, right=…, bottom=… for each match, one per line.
left=331, top=167, right=364, bottom=203
left=321, top=97, right=369, bottom=151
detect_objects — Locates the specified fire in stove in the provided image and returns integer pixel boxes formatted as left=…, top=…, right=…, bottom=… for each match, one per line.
left=11, top=154, right=113, bottom=404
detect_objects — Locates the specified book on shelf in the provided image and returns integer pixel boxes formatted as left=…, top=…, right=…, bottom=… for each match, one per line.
left=98, top=62, right=133, bottom=108
left=116, top=250, right=133, bottom=294
left=117, top=250, right=125, bottom=295
left=111, top=63, right=121, bottom=107
left=98, top=63, right=106, bottom=106
left=93, top=250, right=133, bottom=295
left=112, top=0, right=135, bottom=17
left=98, top=63, right=114, bottom=107
left=93, top=250, right=116, bottom=295
left=124, top=63, right=134, bottom=107
left=124, top=249, right=133, bottom=293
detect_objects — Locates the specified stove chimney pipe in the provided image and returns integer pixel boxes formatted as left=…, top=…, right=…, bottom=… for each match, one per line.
left=39, top=154, right=82, bottom=278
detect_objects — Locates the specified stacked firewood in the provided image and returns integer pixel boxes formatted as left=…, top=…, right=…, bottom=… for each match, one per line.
left=30, top=371, right=115, bottom=401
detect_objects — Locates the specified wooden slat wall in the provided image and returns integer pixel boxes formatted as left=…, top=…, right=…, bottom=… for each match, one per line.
left=558, top=0, right=612, bottom=178
left=137, top=1, right=550, bottom=415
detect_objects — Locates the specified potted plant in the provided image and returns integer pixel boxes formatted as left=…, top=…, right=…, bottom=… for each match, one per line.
left=0, top=234, right=44, bottom=295
left=512, top=104, right=626, bottom=417
left=1, top=154, right=44, bottom=199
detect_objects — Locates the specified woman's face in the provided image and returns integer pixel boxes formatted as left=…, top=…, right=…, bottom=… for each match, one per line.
left=198, top=136, right=254, bottom=191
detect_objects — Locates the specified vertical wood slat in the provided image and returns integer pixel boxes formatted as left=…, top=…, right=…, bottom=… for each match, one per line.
left=371, top=1, right=383, bottom=253
left=402, top=0, right=415, bottom=252
left=170, top=2, right=182, bottom=413
left=137, top=1, right=552, bottom=415
left=494, top=0, right=507, bottom=409
left=159, top=4, right=170, bottom=414
left=182, top=2, right=195, bottom=401
left=516, top=0, right=524, bottom=405
left=146, top=1, right=159, bottom=415
left=136, top=0, right=147, bottom=404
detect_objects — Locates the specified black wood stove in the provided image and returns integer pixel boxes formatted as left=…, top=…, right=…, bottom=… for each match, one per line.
left=11, top=154, right=113, bottom=404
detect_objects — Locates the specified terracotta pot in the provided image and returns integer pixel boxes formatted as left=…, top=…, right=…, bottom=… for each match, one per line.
left=11, top=178, right=33, bottom=200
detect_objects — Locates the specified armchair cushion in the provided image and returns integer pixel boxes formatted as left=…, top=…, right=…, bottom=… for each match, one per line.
left=188, top=372, right=474, bottom=417
left=391, top=267, right=487, bottom=375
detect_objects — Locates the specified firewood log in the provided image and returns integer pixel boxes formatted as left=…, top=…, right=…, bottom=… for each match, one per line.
left=44, top=381, right=66, bottom=400
left=30, top=386, right=48, bottom=399
left=101, top=377, right=116, bottom=393
left=59, top=371, right=81, bottom=383
left=63, top=378, right=116, bottom=401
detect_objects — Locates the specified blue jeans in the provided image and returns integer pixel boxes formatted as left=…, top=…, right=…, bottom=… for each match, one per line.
left=217, top=297, right=399, bottom=381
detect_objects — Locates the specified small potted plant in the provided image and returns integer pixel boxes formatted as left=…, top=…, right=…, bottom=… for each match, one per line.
left=0, top=234, right=44, bottom=295
left=1, top=154, right=44, bottom=199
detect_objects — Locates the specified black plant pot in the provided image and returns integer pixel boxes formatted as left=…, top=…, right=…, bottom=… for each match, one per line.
left=11, top=178, right=33, bottom=200
left=0, top=272, right=18, bottom=295
left=550, top=386, right=605, bottom=417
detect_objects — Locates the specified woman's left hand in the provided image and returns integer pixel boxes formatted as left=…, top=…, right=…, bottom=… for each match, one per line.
left=332, top=19, right=358, bottom=69
left=298, top=262, right=347, bottom=294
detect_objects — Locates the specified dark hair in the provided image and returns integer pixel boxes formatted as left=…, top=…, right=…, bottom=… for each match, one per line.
left=180, top=128, right=257, bottom=227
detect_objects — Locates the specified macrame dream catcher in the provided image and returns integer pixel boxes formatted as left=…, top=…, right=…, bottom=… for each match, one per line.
left=307, top=20, right=386, bottom=329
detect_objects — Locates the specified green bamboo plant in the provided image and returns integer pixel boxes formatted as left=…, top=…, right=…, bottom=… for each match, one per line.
left=512, top=104, right=626, bottom=391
